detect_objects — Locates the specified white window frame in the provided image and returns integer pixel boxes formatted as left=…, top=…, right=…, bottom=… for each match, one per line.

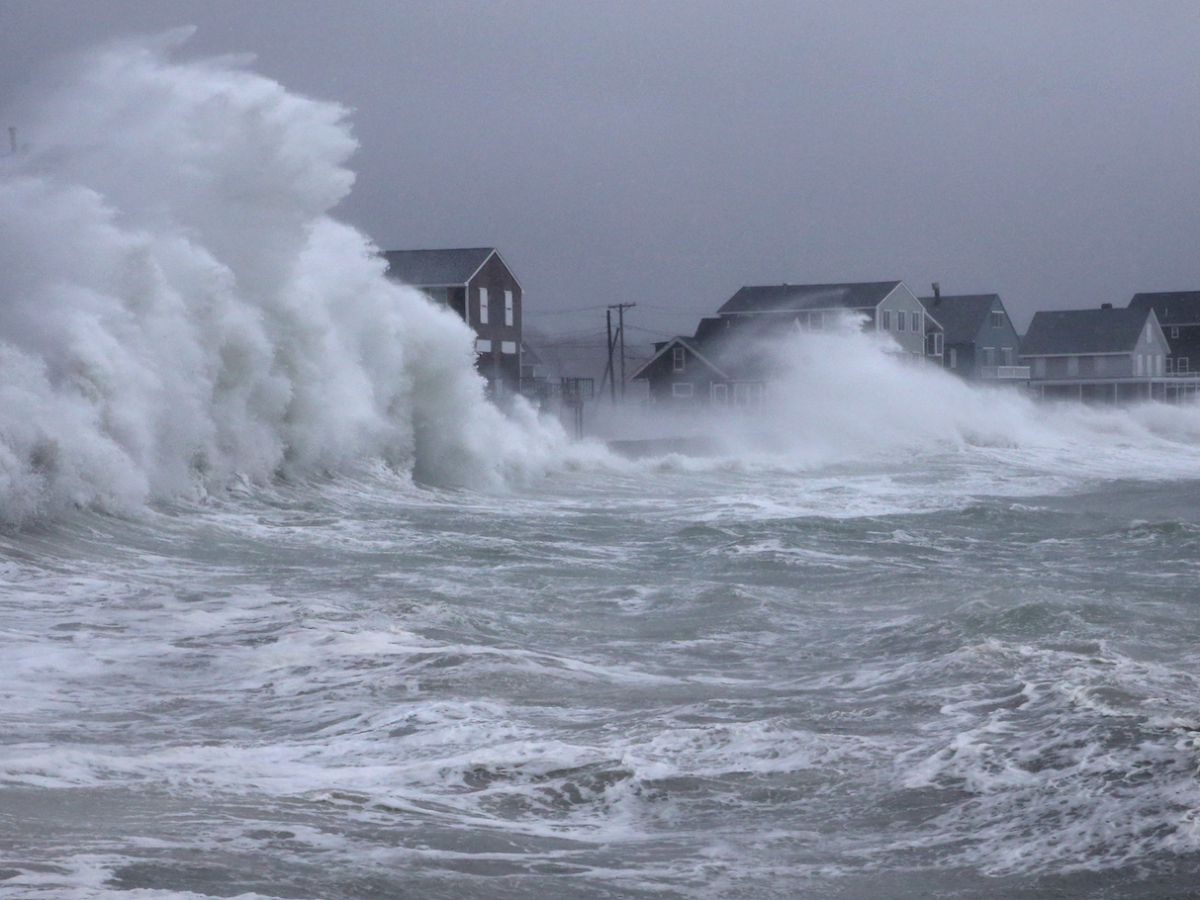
left=897, top=311, right=907, bottom=332
left=880, top=310, right=892, bottom=330
left=1180, top=357, right=1190, bottom=373
left=672, top=382, right=694, bottom=398
left=1172, top=326, right=1180, bottom=339
left=991, top=311, right=1004, bottom=328
left=504, top=290, right=514, bottom=327
left=711, top=383, right=728, bottom=403
left=478, top=288, right=489, bottom=325
left=501, top=341, right=517, bottom=354
left=475, top=339, right=492, bottom=352
left=672, top=346, right=685, bottom=372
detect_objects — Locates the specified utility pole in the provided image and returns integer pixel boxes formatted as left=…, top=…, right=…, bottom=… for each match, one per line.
left=607, top=302, right=636, bottom=400
left=602, top=308, right=617, bottom=402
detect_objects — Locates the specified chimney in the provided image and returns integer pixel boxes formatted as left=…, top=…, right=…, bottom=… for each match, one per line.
left=931, top=282, right=941, bottom=305
left=1101, top=303, right=1113, bottom=309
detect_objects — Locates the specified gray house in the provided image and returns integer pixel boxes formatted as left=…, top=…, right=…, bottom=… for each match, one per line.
left=1127, top=291, right=1200, bottom=375
left=918, top=291, right=1024, bottom=380
left=717, top=281, right=940, bottom=360
left=1020, top=305, right=1170, bottom=401
left=383, top=247, right=522, bottom=396
left=631, top=331, right=767, bottom=407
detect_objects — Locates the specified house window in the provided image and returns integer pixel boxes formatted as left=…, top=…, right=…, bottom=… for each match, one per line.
left=1180, top=357, right=1190, bottom=373
left=672, top=382, right=694, bottom=398
left=501, top=341, right=517, bottom=354
left=504, top=290, right=514, bottom=326
left=478, top=288, right=489, bottom=325
left=949, top=348, right=957, bottom=368
left=1172, top=326, right=1180, bottom=339
left=897, top=311, right=907, bottom=332
left=476, top=339, right=492, bottom=352
left=1167, top=357, right=1175, bottom=374
left=880, top=310, right=892, bottom=330
left=711, top=383, right=728, bottom=403
left=912, top=310, right=921, bottom=332
left=673, top=346, right=685, bottom=372
left=1003, top=347, right=1014, bottom=366
left=991, top=311, right=1004, bottom=328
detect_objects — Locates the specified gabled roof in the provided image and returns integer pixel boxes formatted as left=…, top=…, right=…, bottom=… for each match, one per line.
left=383, top=248, right=498, bottom=287
left=918, top=294, right=1001, bottom=345
left=718, top=281, right=903, bottom=316
left=1128, top=291, right=1200, bottom=325
left=630, top=335, right=730, bottom=382
left=1021, top=307, right=1155, bottom=356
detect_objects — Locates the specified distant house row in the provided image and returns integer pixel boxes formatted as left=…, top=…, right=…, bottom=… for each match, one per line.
left=632, top=281, right=1200, bottom=406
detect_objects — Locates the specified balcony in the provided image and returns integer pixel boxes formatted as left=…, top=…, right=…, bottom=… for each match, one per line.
left=979, top=366, right=1031, bottom=380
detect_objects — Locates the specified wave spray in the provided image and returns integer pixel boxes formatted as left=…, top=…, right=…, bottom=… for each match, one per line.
left=0, top=31, right=568, bottom=520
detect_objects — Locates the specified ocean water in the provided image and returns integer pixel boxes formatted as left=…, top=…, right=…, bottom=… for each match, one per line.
left=4, top=34, right=1200, bottom=900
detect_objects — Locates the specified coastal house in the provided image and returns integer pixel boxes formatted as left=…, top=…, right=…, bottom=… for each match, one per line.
left=1127, top=291, right=1200, bottom=375
left=632, top=280, right=940, bottom=406
left=1019, top=304, right=1170, bottom=401
left=918, top=289, right=1025, bottom=380
left=715, top=281, right=940, bottom=360
left=383, top=247, right=522, bottom=395
left=631, top=331, right=767, bottom=407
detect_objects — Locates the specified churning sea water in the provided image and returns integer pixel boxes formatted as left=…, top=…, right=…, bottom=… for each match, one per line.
left=4, top=31, right=1200, bottom=900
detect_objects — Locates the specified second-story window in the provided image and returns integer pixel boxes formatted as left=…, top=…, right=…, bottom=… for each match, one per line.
left=897, top=311, right=907, bottom=332
left=478, top=288, right=489, bottom=325
left=991, top=311, right=1004, bottom=328
left=1172, top=326, right=1180, bottom=339
left=673, top=346, right=685, bottom=371
left=504, top=290, right=514, bottom=326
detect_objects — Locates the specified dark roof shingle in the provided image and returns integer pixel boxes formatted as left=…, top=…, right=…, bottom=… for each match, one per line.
left=718, top=281, right=902, bottom=316
left=383, top=248, right=496, bottom=286
left=1021, top=307, right=1154, bottom=356
left=918, top=294, right=1000, bottom=344
left=1128, top=291, right=1200, bottom=325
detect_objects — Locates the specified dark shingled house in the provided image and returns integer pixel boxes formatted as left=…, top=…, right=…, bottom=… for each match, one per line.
left=716, top=281, right=938, bottom=360
left=1127, top=291, right=1200, bottom=375
left=383, top=248, right=522, bottom=396
left=918, top=292, right=1024, bottom=381
left=1020, top=305, right=1170, bottom=401
left=632, top=280, right=942, bottom=406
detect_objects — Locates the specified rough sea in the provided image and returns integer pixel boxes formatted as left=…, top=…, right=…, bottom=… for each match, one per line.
left=4, top=32, right=1200, bottom=900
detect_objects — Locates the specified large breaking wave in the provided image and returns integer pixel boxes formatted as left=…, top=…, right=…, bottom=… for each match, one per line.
left=0, top=31, right=568, bottom=520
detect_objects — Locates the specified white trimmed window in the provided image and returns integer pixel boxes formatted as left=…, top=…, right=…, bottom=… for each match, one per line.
left=672, top=382, right=694, bottom=397
left=912, top=310, right=921, bottom=332
left=501, top=341, right=517, bottom=354
left=504, top=290, right=514, bottom=326
left=880, top=310, right=891, bottom=330
left=478, top=288, right=489, bottom=325
left=673, top=346, right=685, bottom=372
left=897, top=311, right=907, bottom=332
left=991, top=311, right=1004, bottom=328
left=476, top=339, right=492, bottom=352
left=1180, top=357, right=1190, bottom=373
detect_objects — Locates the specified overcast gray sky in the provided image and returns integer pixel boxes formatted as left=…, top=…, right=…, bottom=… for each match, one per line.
left=3, top=0, right=1199, bottom=346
